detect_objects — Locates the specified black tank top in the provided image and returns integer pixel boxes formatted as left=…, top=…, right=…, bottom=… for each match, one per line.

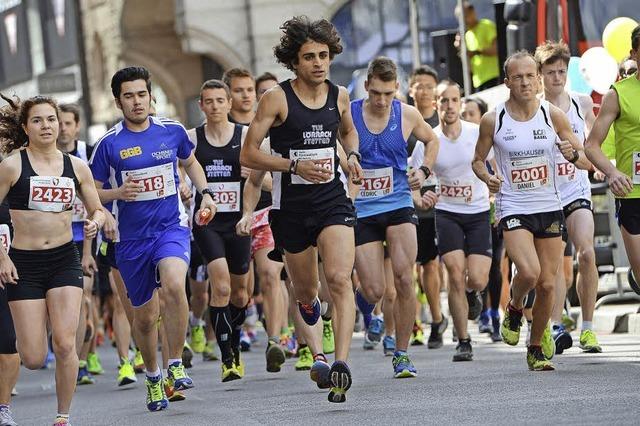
left=269, top=79, right=348, bottom=212
left=194, top=123, right=244, bottom=231
left=7, top=150, right=79, bottom=211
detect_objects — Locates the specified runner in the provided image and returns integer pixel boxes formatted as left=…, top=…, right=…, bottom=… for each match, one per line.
left=223, top=68, right=257, bottom=125
left=240, top=16, right=363, bottom=403
left=255, top=72, right=279, bottom=101
left=417, top=80, right=492, bottom=362
left=472, top=51, right=588, bottom=371
left=0, top=94, right=105, bottom=426
left=89, top=66, right=216, bottom=411
left=350, top=57, right=438, bottom=377
left=585, top=25, right=640, bottom=297
left=535, top=41, right=601, bottom=353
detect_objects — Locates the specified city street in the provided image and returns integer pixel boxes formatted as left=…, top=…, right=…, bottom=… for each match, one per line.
left=10, top=327, right=640, bottom=425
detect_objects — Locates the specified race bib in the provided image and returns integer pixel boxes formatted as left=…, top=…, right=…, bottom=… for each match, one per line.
left=71, top=197, right=86, bottom=222
left=121, top=163, right=177, bottom=202
left=509, top=156, right=550, bottom=191
left=207, top=181, right=241, bottom=212
left=28, top=176, right=75, bottom=212
left=633, top=151, right=640, bottom=185
left=0, top=224, right=10, bottom=253
left=359, top=167, right=393, bottom=198
left=439, top=178, right=473, bottom=203
left=290, top=147, right=335, bottom=185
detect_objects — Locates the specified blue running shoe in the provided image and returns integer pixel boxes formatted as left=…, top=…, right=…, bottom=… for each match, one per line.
left=310, top=355, right=332, bottom=389
left=367, top=317, right=384, bottom=344
left=383, top=335, right=396, bottom=356
left=478, top=309, right=491, bottom=334
left=552, top=324, right=573, bottom=355
left=392, top=351, right=417, bottom=378
left=297, top=297, right=321, bottom=326
left=168, top=361, right=194, bottom=391
left=328, top=361, right=352, bottom=403
left=145, top=375, right=168, bottom=412
left=355, top=288, right=375, bottom=316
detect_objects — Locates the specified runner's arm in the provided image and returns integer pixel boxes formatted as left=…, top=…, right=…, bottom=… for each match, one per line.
left=242, top=140, right=271, bottom=217
left=579, top=94, right=596, bottom=136
left=550, top=105, right=592, bottom=170
left=585, top=89, right=620, bottom=177
left=472, top=112, right=497, bottom=184
left=337, top=87, right=364, bottom=182
left=408, top=107, right=439, bottom=171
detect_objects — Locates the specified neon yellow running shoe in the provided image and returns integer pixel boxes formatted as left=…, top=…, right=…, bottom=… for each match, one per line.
left=133, top=348, right=145, bottom=374
left=202, top=341, right=219, bottom=361
left=145, top=376, right=168, bottom=411
left=500, top=306, right=523, bottom=346
left=411, top=322, right=425, bottom=346
left=579, top=330, right=602, bottom=353
left=295, top=346, right=313, bottom=371
left=87, top=352, right=104, bottom=375
left=117, top=359, right=137, bottom=386
left=234, top=352, right=245, bottom=378
left=163, top=377, right=185, bottom=402
left=527, top=346, right=555, bottom=371
left=322, top=319, right=335, bottom=354
left=541, top=324, right=555, bottom=360
left=190, top=325, right=206, bottom=353
left=221, top=362, right=241, bottom=382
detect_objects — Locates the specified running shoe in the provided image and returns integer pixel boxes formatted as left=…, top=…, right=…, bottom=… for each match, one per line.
left=86, top=352, right=104, bottom=375
left=182, top=341, right=194, bottom=368
left=527, top=346, right=555, bottom=371
left=297, top=297, right=321, bottom=326
left=552, top=324, right=573, bottom=355
left=366, top=317, right=384, bottom=344
left=501, top=305, right=523, bottom=346
left=145, top=375, right=168, bottom=411
left=202, top=341, right=220, bottom=361
left=411, top=322, right=425, bottom=346
left=466, top=291, right=483, bottom=320
left=541, top=324, right=556, bottom=360
left=295, top=346, right=313, bottom=371
left=392, top=352, right=417, bottom=378
left=478, top=310, right=492, bottom=334
left=322, top=319, right=335, bottom=354
left=490, top=315, right=502, bottom=342
left=163, top=378, right=186, bottom=402
left=383, top=335, right=396, bottom=356
left=117, top=359, right=137, bottom=386
left=239, top=330, right=251, bottom=352
left=363, top=333, right=377, bottom=350
left=221, top=362, right=242, bottom=382
left=77, top=361, right=95, bottom=385
left=133, top=348, right=145, bottom=374
left=168, top=361, right=194, bottom=390
left=579, top=330, right=602, bottom=353
left=452, top=339, right=473, bottom=362
left=562, top=314, right=576, bottom=332
left=428, top=317, right=448, bottom=349
left=234, top=351, right=245, bottom=378
left=0, top=405, right=17, bottom=426
left=280, top=334, right=297, bottom=358
left=52, top=416, right=70, bottom=426
left=190, top=325, right=206, bottom=353
left=310, top=355, right=332, bottom=389
left=265, top=340, right=286, bottom=373
left=328, top=361, right=352, bottom=403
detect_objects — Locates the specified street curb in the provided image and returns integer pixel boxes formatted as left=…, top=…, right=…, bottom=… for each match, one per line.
left=627, top=313, right=640, bottom=335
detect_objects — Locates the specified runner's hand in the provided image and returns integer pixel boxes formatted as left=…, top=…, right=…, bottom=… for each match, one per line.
left=296, top=160, right=333, bottom=184
left=407, top=168, right=425, bottom=191
left=236, top=215, right=252, bottom=237
left=179, top=181, right=192, bottom=203
left=82, top=254, right=97, bottom=278
left=103, top=210, right=117, bottom=241
left=593, top=168, right=607, bottom=182
left=84, top=219, right=99, bottom=239
left=241, top=166, right=251, bottom=180
left=557, top=139, right=576, bottom=161
left=119, top=176, right=144, bottom=201
left=420, top=190, right=438, bottom=210
left=608, top=169, right=633, bottom=197
left=196, top=193, right=217, bottom=224
left=0, top=257, right=18, bottom=287
left=486, top=175, right=503, bottom=193
left=347, top=156, right=363, bottom=184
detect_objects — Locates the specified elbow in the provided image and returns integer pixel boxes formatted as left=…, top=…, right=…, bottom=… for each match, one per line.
left=239, top=149, right=252, bottom=168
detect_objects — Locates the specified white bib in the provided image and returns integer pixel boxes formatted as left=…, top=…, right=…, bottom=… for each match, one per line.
left=121, top=163, right=177, bottom=202
left=0, top=224, right=10, bottom=253
left=359, top=167, right=393, bottom=198
left=207, top=181, right=241, bottom=212
left=28, top=176, right=75, bottom=212
left=556, top=157, right=577, bottom=185
left=509, top=156, right=551, bottom=191
left=633, top=152, right=640, bottom=185
left=290, top=147, right=335, bottom=185
left=439, top=177, right=473, bottom=203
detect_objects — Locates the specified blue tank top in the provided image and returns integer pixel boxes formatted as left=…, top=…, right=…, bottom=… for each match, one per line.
left=352, top=98, right=412, bottom=218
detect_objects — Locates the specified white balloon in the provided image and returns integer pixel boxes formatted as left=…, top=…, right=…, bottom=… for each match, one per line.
left=579, top=47, right=618, bottom=95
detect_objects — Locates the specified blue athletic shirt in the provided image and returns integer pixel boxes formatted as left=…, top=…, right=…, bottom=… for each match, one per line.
left=351, top=98, right=412, bottom=218
left=89, top=116, right=194, bottom=241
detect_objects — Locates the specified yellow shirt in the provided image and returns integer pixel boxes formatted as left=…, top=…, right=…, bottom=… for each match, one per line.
left=612, top=74, right=640, bottom=198
left=465, top=19, right=499, bottom=88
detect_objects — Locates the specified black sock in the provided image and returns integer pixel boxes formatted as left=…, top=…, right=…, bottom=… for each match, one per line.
left=209, top=305, right=233, bottom=365
left=229, top=303, right=247, bottom=355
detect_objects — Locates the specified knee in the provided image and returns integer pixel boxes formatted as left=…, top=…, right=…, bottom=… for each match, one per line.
left=52, top=335, right=76, bottom=360
left=468, top=272, right=489, bottom=292
left=211, top=282, right=231, bottom=301
left=21, top=350, right=48, bottom=370
left=134, top=313, right=158, bottom=334
left=577, top=246, right=595, bottom=267
left=325, top=270, right=352, bottom=292
left=362, top=283, right=385, bottom=303
left=517, top=266, right=540, bottom=287
left=447, top=268, right=466, bottom=292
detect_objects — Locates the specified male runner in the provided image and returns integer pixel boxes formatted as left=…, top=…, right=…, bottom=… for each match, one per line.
left=585, top=25, right=640, bottom=297
left=535, top=41, right=601, bottom=353
left=223, top=68, right=257, bottom=125
left=90, top=66, right=216, bottom=411
left=472, top=51, right=588, bottom=371
left=351, top=57, right=438, bottom=377
left=240, top=16, right=363, bottom=403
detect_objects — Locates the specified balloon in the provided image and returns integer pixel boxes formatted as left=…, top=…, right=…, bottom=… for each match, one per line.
left=579, top=47, right=618, bottom=95
left=602, top=17, right=638, bottom=63
left=567, top=56, right=592, bottom=94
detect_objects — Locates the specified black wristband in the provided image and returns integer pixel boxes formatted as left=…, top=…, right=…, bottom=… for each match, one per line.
left=289, top=159, right=298, bottom=174
left=419, top=165, right=431, bottom=179
left=201, top=188, right=215, bottom=198
left=569, top=150, right=579, bottom=164
left=347, top=151, right=362, bottom=162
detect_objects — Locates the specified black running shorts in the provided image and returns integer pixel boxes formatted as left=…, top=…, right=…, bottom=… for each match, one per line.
left=355, top=207, right=418, bottom=246
left=0, top=287, right=16, bottom=354
left=435, top=209, right=492, bottom=257
left=193, top=226, right=251, bottom=275
left=499, top=210, right=564, bottom=239
left=616, top=198, right=640, bottom=235
left=416, top=217, right=438, bottom=264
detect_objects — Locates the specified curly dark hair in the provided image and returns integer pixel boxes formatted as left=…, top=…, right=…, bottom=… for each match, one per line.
left=273, top=16, right=343, bottom=72
left=0, top=94, right=59, bottom=153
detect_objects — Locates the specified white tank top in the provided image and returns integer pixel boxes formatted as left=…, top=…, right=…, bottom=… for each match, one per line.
left=432, top=121, right=490, bottom=214
left=554, top=92, right=591, bottom=205
left=493, top=100, right=561, bottom=219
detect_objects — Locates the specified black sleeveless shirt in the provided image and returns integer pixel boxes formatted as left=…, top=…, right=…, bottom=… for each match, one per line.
left=194, top=123, right=244, bottom=232
left=269, top=79, right=348, bottom=212
left=7, top=150, right=79, bottom=211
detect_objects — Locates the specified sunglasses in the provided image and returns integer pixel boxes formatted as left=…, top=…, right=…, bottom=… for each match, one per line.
left=622, top=67, right=637, bottom=77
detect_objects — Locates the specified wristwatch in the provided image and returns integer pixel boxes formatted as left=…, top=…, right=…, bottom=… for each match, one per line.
left=419, top=165, right=431, bottom=179
left=347, top=151, right=362, bottom=162
left=201, top=188, right=215, bottom=199
left=568, top=149, right=580, bottom=164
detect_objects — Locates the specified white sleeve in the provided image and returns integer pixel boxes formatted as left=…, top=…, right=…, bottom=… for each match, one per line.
left=409, top=141, right=425, bottom=169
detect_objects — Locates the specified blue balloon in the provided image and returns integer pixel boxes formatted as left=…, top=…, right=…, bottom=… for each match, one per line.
left=568, top=56, right=592, bottom=94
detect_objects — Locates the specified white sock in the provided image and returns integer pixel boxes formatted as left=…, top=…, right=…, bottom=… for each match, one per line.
left=168, top=358, right=181, bottom=366
left=146, top=366, right=161, bottom=379
left=582, top=321, right=593, bottom=331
